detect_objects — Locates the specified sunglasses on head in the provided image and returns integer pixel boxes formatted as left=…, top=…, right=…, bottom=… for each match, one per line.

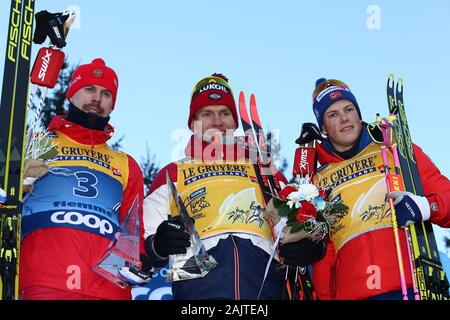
left=312, top=79, right=349, bottom=101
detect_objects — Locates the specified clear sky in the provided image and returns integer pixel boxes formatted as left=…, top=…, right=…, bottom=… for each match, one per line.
left=1, top=1, right=449, bottom=254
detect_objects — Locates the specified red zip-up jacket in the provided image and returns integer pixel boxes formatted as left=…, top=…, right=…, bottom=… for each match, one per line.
left=19, top=116, right=144, bottom=300
left=312, top=142, right=450, bottom=300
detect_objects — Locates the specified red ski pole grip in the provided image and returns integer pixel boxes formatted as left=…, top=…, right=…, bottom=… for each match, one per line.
left=293, top=147, right=317, bottom=177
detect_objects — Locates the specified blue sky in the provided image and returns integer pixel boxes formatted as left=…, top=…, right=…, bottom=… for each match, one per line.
left=1, top=0, right=450, bottom=264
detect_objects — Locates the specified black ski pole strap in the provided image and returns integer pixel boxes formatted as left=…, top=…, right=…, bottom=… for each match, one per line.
left=33, top=10, right=71, bottom=48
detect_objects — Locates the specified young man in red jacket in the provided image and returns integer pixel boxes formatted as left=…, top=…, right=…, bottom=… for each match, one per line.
left=20, top=58, right=147, bottom=300
left=310, top=78, right=450, bottom=300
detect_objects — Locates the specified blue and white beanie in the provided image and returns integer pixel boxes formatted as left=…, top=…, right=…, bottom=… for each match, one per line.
left=312, top=78, right=361, bottom=130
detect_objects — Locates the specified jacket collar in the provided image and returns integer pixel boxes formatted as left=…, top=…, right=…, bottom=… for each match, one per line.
left=48, top=115, right=114, bottom=146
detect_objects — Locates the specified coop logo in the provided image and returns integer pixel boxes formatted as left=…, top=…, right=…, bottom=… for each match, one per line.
left=50, top=211, right=114, bottom=236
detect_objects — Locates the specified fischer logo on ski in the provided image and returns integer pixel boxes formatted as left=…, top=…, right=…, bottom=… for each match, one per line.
left=386, top=74, right=450, bottom=300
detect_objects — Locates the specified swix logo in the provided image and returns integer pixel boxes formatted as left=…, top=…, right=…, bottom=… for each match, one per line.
left=300, top=149, right=309, bottom=170
left=199, top=83, right=229, bottom=94
left=50, top=211, right=113, bottom=235
left=52, top=25, right=63, bottom=40
left=38, top=49, right=52, bottom=81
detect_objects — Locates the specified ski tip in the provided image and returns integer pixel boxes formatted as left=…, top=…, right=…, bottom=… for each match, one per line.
left=387, top=74, right=395, bottom=89
left=396, top=78, right=404, bottom=93
left=250, top=94, right=257, bottom=110
left=239, top=91, right=245, bottom=106
left=249, top=94, right=262, bottom=125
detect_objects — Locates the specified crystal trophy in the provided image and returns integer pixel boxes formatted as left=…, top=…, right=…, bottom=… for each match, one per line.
left=93, top=196, right=142, bottom=288
left=165, top=171, right=217, bottom=282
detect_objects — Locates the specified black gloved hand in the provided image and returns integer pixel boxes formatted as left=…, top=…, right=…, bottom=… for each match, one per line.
left=153, top=218, right=191, bottom=258
left=279, top=239, right=326, bottom=266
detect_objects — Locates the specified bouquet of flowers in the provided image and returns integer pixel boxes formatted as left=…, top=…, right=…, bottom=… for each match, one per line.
left=269, top=177, right=349, bottom=244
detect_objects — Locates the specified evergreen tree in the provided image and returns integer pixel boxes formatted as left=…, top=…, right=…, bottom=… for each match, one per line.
left=267, top=131, right=289, bottom=176
left=140, top=144, right=160, bottom=194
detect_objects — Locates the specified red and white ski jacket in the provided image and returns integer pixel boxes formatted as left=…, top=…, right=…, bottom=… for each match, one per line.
left=312, top=142, right=450, bottom=300
left=20, top=116, right=144, bottom=300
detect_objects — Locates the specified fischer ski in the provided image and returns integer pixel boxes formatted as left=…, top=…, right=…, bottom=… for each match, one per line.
left=0, top=0, right=36, bottom=300
left=386, top=74, right=450, bottom=300
left=238, top=92, right=317, bottom=300
left=0, top=3, right=76, bottom=299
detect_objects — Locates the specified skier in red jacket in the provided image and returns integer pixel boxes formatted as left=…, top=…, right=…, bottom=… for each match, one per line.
left=309, top=78, right=450, bottom=300
left=20, top=58, right=147, bottom=300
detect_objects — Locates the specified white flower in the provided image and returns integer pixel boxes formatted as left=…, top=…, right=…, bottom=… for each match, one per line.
left=286, top=191, right=303, bottom=209
left=297, top=183, right=319, bottom=202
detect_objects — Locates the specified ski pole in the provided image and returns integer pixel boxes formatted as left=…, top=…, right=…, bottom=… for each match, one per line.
left=385, top=116, right=420, bottom=300
left=240, top=92, right=312, bottom=300
left=250, top=94, right=319, bottom=300
left=375, top=114, right=409, bottom=300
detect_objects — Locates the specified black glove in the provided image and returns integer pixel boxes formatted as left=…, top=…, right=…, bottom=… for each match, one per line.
left=279, top=239, right=326, bottom=266
left=153, top=218, right=190, bottom=258
left=33, top=10, right=71, bottom=48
